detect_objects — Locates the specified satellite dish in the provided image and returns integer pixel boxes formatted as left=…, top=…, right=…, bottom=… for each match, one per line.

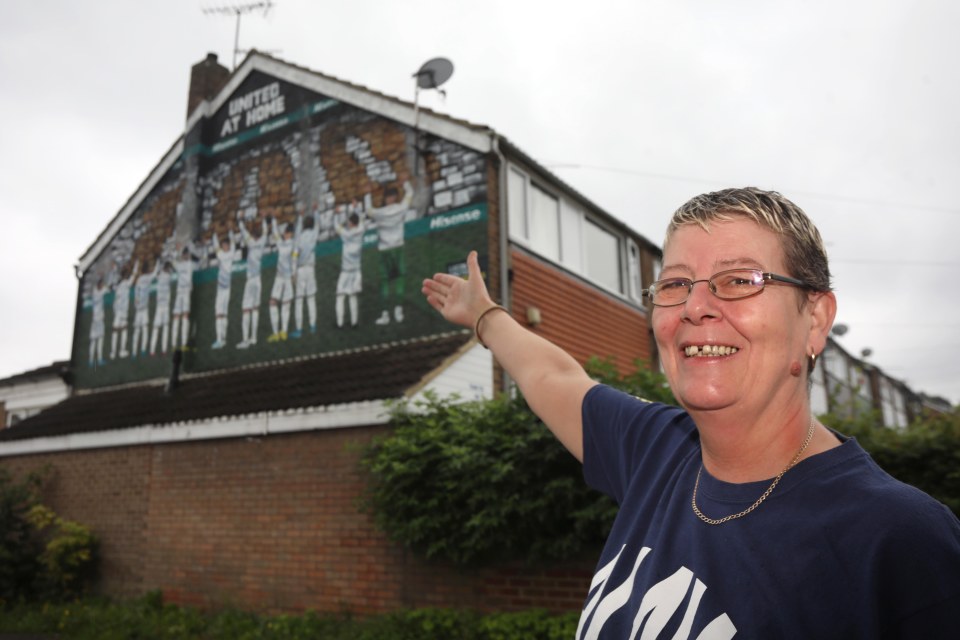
left=411, top=57, right=454, bottom=177
left=414, top=57, right=454, bottom=90
left=831, top=323, right=849, bottom=337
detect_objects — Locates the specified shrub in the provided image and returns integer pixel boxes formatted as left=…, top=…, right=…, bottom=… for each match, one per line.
left=0, top=467, right=98, bottom=604
left=362, top=392, right=617, bottom=565
left=361, top=359, right=675, bottom=567
left=822, top=406, right=960, bottom=516
left=26, top=504, right=99, bottom=601
left=0, top=597, right=580, bottom=640
left=0, top=468, right=45, bottom=605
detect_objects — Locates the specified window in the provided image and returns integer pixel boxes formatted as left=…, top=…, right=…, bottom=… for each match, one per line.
left=810, top=365, right=829, bottom=417
left=880, top=377, right=907, bottom=428
left=507, top=168, right=527, bottom=239
left=507, top=163, right=634, bottom=298
left=528, top=184, right=560, bottom=262
left=583, top=219, right=621, bottom=293
left=627, top=240, right=642, bottom=302
left=560, top=201, right=582, bottom=272
left=821, top=344, right=851, bottom=416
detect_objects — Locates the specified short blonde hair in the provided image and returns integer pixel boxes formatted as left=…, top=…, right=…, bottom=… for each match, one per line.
left=666, top=187, right=832, bottom=293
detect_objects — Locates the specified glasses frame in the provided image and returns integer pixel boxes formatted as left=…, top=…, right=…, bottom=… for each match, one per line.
left=641, top=268, right=811, bottom=307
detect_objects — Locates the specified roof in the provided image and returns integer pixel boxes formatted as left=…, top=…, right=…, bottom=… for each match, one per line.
left=77, top=50, right=662, bottom=273
left=0, top=361, right=70, bottom=388
left=77, top=50, right=496, bottom=271
left=0, top=332, right=471, bottom=442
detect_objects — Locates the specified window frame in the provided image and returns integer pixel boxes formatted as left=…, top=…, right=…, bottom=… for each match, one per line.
left=506, top=163, right=633, bottom=300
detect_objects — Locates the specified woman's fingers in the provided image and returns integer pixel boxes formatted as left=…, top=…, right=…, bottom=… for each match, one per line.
left=421, top=251, right=492, bottom=329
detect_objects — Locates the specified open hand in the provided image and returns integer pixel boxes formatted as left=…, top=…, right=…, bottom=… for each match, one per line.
left=421, top=251, right=495, bottom=329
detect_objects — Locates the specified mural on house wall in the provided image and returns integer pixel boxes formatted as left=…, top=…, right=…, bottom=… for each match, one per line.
left=73, top=70, right=489, bottom=389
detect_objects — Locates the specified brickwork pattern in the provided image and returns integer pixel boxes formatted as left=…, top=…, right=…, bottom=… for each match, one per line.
left=3, top=424, right=592, bottom=615
left=509, top=249, right=653, bottom=376
left=2, top=447, right=152, bottom=598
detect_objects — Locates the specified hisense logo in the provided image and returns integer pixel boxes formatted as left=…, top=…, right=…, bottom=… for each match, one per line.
left=429, top=208, right=482, bottom=229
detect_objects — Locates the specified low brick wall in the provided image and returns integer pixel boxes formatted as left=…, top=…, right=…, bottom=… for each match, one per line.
left=2, top=425, right=593, bottom=615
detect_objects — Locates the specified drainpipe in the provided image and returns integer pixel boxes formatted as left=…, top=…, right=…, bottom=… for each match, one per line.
left=490, top=132, right=513, bottom=394
left=165, top=348, right=182, bottom=395
left=68, top=264, right=84, bottom=391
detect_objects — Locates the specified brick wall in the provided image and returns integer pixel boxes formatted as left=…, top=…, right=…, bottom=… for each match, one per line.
left=2, top=424, right=593, bottom=615
left=2, top=446, right=152, bottom=598
left=509, top=249, right=653, bottom=376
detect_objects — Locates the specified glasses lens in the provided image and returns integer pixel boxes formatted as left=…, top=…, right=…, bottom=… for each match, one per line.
left=652, top=278, right=691, bottom=305
left=712, top=269, right=764, bottom=299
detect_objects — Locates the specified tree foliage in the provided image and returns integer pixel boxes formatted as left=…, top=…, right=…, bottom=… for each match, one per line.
left=0, top=595, right=580, bottom=640
left=362, top=391, right=617, bottom=565
left=363, top=354, right=959, bottom=567
left=361, top=359, right=674, bottom=566
left=0, top=467, right=99, bottom=604
left=820, top=405, right=960, bottom=516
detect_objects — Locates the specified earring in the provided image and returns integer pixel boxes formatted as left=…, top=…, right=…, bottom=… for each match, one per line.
left=808, top=349, right=818, bottom=372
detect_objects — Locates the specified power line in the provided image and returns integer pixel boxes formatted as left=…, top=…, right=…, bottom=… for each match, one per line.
left=832, top=258, right=960, bottom=267
left=544, top=162, right=960, bottom=216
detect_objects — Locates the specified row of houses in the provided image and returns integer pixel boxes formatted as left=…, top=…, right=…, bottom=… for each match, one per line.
left=3, top=333, right=941, bottom=433
left=0, top=51, right=948, bottom=614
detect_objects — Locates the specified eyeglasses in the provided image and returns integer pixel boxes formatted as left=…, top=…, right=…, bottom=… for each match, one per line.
left=642, top=268, right=811, bottom=307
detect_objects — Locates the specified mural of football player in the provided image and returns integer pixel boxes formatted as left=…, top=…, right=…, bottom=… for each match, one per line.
left=291, top=204, right=320, bottom=338
left=237, top=214, right=268, bottom=348
left=150, top=261, right=175, bottom=355
left=132, top=260, right=159, bottom=357
left=88, top=277, right=107, bottom=367
left=365, top=181, right=413, bottom=325
left=110, top=260, right=138, bottom=359
left=334, top=212, right=366, bottom=329
left=267, top=214, right=296, bottom=342
left=317, top=201, right=335, bottom=241
left=172, top=243, right=201, bottom=351
left=211, top=230, right=237, bottom=349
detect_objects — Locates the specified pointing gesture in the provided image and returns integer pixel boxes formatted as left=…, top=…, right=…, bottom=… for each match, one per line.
left=421, top=250, right=496, bottom=331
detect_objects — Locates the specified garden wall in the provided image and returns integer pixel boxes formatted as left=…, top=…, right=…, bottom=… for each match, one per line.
left=2, top=425, right=594, bottom=615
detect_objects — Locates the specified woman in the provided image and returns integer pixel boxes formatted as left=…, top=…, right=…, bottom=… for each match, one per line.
left=421, top=187, right=960, bottom=639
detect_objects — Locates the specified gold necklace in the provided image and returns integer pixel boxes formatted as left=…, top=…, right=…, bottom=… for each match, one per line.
left=692, top=420, right=816, bottom=525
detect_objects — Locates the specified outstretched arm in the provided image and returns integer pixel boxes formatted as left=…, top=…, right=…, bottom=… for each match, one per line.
left=421, top=251, right=596, bottom=461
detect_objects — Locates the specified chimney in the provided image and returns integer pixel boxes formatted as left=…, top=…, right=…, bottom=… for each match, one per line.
left=187, top=52, right=230, bottom=119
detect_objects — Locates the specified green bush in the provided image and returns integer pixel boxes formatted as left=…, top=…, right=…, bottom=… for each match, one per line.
left=361, top=359, right=675, bottom=567
left=362, top=391, right=617, bottom=565
left=27, top=504, right=99, bottom=601
left=0, top=596, right=580, bottom=640
left=822, top=406, right=960, bottom=516
left=583, top=356, right=677, bottom=406
left=0, top=468, right=45, bottom=605
left=0, top=468, right=98, bottom=604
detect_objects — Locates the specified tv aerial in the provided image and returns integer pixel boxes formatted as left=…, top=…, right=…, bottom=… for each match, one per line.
left=203, top=1, right=276, bottom=70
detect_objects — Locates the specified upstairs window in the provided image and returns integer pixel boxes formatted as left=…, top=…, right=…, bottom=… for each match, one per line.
left=528, top=184, right=560, bottom=262
left=583, top=219, right=621, bottom=293
left=507, top=164, right=632, bottom=299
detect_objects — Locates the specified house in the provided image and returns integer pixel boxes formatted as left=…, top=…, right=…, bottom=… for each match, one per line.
left=0, top=51, right=661, bottom=613
left=0, top=361, right=70, bottom=429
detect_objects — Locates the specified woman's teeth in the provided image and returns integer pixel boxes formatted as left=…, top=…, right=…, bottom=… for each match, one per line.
left=684, top=345, right=739, bottom=357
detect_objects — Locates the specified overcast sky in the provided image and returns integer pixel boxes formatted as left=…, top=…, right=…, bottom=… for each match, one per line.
left=1, top=0, right=958, bottom=405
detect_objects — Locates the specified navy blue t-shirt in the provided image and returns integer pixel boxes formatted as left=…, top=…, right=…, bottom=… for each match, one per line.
left=579, top=384, right=960, bottom=639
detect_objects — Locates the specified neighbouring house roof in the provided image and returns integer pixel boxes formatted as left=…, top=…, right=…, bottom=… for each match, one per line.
left=0, top=361, right=70, bottom=388
left=0, top=332, right=471, bottom=443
